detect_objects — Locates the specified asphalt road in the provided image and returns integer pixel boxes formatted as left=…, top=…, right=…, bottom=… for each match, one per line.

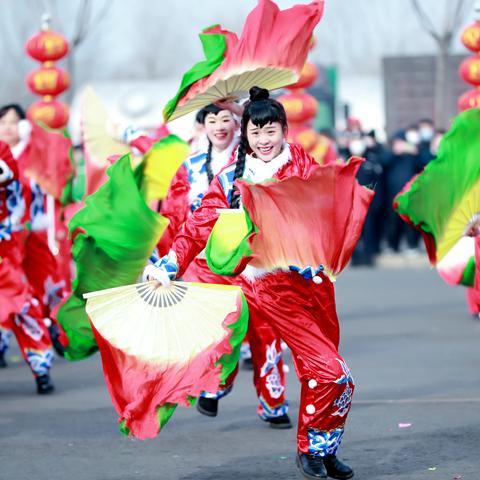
left=1, top=263, right=479, bottom=480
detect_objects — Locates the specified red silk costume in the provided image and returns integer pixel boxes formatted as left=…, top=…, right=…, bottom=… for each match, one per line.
left=170, top=143, right=354, bottom=456
left=0, top=141, right=55, bottom=377
left=158, top=144, right=288, bottom=419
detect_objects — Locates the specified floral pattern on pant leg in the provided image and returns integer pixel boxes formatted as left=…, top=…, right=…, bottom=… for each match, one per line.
left=26, top=348, right=54, bottom=376
left=308, top=427, right=344, bottom=458
left=260, top=340, right=285, bottom=399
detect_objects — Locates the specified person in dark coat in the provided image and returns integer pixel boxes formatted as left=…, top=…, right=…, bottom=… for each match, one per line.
left=417, top=118, right=436, bottom=168
left=349, top=131, right=389, bottom=265
left=384, top=127, right=423, bottom=252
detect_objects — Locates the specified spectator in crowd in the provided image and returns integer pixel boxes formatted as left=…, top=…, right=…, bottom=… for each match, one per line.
left=384, top=127, right=422, bottom=254
left=417, top=118, right=436, bottom=167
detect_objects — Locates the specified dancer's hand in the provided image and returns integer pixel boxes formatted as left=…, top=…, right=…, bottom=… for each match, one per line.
left=142, top=251, right=179, bottom=286
left=214, top=100, right=244, bottom=118
left=288, top=265, right=324, bottom=284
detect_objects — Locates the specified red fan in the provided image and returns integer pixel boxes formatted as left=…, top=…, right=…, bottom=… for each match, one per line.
left=164, top=0, right=324, bottom=122
left=23, top=122, right=74, bottom=199
left=236, top=158, right=374, bottom=279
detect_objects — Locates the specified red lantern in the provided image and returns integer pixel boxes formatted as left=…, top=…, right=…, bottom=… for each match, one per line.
left=461, top=22, right=480, bottom=53
left=459, top=57, right=480, bottom=86
left=26, top=66, right=70, bottom=96
left=27, top=100, right=69, bottom=129
left=287, top=125, right=318, bottom=151
left=288, top=62, right=319, bottom=90
left=26, top=30, right=69, bottom=62
left=458, top=89, right=480, bottom=111
left=310, top=135, right=337, bottom=165
left=278, top=92, right=318, bottom=124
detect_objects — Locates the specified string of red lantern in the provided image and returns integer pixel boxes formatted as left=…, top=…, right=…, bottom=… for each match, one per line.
left=458, top=8, right=480, bottom=112
left=25, top=15, right=70, bottom=129
left=277, top=39, right=336, bottom=165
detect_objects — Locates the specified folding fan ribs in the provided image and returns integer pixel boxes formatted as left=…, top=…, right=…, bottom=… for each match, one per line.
left=84, top=281, right=248, bottom=439
left=206, top=159, right=374, bottom=280
left=164, top=0, right=325, bottom=122
left=81, top=86, right=131, bottom=195
left=394, top=108, right=480, bottom=267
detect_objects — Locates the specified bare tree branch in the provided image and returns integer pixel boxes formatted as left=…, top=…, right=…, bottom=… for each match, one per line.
left=411, top=0, right=441, bottom=42
left=85, top=0, right=112, bottom=37
left=71, top=0, right=92, bottom=48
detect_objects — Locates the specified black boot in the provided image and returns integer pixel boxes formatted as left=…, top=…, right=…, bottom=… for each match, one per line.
left=36, top=374, right=55, bottom=395
left=242, top=357, right=254, bottom=370
left=322, top=455, right=354, bottom=479
left=196, top=396, right=218, bottom=417
left=48, top=323, right=65, bottom=357
left=0, top=352, right=7, bottom=368
left=296, top=453, right=327, bottom=479
left=265, top=413, right=292, bottom=429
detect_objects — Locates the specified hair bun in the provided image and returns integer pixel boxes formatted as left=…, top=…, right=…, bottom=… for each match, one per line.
left=249, top=86, right=270, bottom=102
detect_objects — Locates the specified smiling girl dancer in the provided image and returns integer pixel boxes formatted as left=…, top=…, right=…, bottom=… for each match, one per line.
left=146, top=87, right=355, bottom=479
left=158, top=102, right=291, bottom=428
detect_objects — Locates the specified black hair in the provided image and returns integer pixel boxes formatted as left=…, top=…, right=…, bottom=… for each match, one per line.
left=196, top=104, right=223, bottom=124
left=0, top=104, right=26, bottom=120
left=229, top=86, right=288, bottom=208
left=418, top=118, right=434, bottom=126
left=196, top=104, right=229, bottom=184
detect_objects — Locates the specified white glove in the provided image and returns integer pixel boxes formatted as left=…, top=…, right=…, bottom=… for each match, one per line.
left=142, top=251, right=178, bottom=287
left=30, top=212, right=51, bottom=232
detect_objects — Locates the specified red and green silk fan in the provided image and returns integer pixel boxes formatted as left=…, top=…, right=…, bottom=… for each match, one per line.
left=395, top=109, right=480, bottom=267
left=206, top=158, right=374, bottom=280
left=84, top=281, right=248, bottom=439
left=164, top=0, right=324, bottom=122
left=56, top=155, right=168, bottom=360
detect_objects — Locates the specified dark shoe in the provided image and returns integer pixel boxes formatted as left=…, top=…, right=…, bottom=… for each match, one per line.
left=0, top=352, right=7, bottom=368
left=266, top=413, right=292, bottom=429
left=296, top=453, right=327, bottom=479
left=196, top=396, right=218, bottom=417
left=36, top=374, right=55, bottom=395
left=48, top=323, right=65, bottom=357
left=323, top=455, right=354, bottom=479
left=242, top=357, right=254, bottom=370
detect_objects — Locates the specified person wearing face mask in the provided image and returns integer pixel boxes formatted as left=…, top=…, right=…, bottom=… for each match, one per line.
left=384, top=127, right=422, bottom=254
left=349, top=133, right=386, bottom=266
left=417, top=118, right=436, bottom=168
left=145, top=87, right=355, bottom=480
left=157, top=102, right=291, bottom=428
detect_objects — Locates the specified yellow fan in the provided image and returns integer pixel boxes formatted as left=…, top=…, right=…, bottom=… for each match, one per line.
left=84, top=281, right=243, bottom=365
left=141, top=136, right=190, bottom=202
left=81, top=86, right=131, bottom=169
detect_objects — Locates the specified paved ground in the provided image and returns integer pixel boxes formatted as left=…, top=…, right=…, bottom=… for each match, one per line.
left=1, top=263, right=479, bottom=480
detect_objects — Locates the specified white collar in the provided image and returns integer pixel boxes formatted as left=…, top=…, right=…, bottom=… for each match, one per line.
left=11, top=139, right=28, bottom=159
left=210, top=140, right=236, bottom=175
left=244, top=143, right=291, bottom=183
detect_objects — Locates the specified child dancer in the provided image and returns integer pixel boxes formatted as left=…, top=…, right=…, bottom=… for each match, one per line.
left=158, top=103, right=290, bottom=428
left=146, top=88, right=355, bottom=479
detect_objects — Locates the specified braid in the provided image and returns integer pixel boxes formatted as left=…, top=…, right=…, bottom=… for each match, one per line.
left=205, top=140, right=215, bottom=184
left=229, top=136, right=248, bottom=208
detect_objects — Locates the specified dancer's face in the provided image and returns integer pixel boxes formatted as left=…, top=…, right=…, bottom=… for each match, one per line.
left=204, top=110, right=237, bottom=152
left=0, top=109, right=21, bottom=147
left=246, top=120, right=285, bottom=163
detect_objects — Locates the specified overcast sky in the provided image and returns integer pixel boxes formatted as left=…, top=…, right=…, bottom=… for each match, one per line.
left=0, top=0, right=476, bottom=107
